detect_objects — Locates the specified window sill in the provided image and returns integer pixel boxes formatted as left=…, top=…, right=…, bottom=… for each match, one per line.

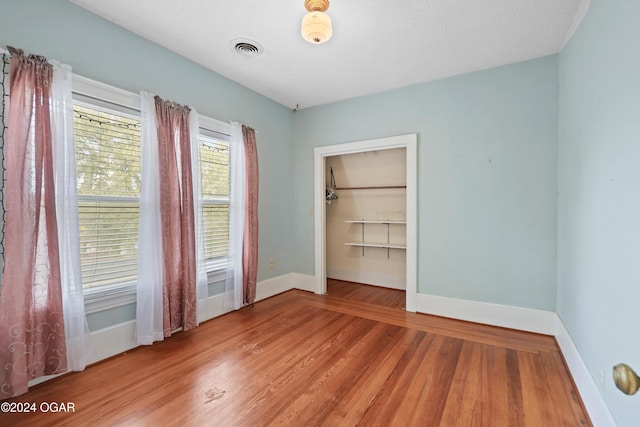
left=205, top=258, right=228, bottom=285
left=83, top=259, right=229, bottom=314
left=84, top=282, right=137, bottom=315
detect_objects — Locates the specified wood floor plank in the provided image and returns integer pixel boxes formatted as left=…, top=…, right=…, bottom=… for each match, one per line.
left=353, top=330, right=428, bottom=426
left=233, top=316, right=377, bottom=425
left=187, top=309, right=357, bottom=424
left=327, top=279, right=405, bottom=309
left=402, top=334, right=464, bottom=425
left=323, top=327, right=423, bottom=426
left=296, top=290, right=558, bottom=353
left=362, top=331, right=445, bottom=425
left=266, top=321, right=403, bottom=426
left=366, top=331, right=438, bottom=423
left=546, top=348, right=591, bottom=425
left=439, top=341, right=507, bottom=426
left=0, top=287, right=590, bottom=427
left=506, top=348, right=526, bottom=426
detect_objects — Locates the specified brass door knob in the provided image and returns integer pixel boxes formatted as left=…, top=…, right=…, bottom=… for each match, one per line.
left=613, top=363, right=640, bottom=395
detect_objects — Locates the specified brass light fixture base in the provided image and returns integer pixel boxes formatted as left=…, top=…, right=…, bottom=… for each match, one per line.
left=305, top=0, right=330, bottom=12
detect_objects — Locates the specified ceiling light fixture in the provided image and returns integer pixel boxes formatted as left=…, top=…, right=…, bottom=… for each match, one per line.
left=301, top=0, right=332, bottom=44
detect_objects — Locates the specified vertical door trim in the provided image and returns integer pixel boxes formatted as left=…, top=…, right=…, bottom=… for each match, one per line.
left=313, top=134, right=418, bottom=312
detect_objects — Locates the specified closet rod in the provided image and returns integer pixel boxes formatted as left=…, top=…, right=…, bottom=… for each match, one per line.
left=334, top=185, right=406, bottom=190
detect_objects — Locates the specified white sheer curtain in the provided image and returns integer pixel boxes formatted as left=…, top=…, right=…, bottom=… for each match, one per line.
left=51, top=61, right=89, bottom=370
left=136, top=91, right=165, bottom=345
left=224, top=122, right=246, bottom=310
left=189, top=111, right=209, bottom=323
left=136, top=92, right=207, bottom=344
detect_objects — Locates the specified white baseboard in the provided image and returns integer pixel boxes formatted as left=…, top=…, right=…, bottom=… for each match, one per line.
left=554, top=315, right=617, bottom=427
left=199, top=292, right=234, bottom=322
left=290, top=272, right=315, bottom=292
left=416, top=293, right=555, bottom=335
left=87, top=319, right=137, bottom=364
left=255, top=273, right=295, bottom=301
left=327, top=268, right=405, bottom=290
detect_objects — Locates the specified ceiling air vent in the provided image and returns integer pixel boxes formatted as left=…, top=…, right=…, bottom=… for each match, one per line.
left=230, top=39, right=263, bottom=57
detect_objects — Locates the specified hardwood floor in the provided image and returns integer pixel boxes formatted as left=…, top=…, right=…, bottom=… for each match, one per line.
left=0, top=286, right=590, bottom=426
left=327, top=279, right=405, bottom=309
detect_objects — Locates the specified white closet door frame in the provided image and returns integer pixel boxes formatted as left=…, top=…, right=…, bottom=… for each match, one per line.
left=313, top=133, right=418, bottom=312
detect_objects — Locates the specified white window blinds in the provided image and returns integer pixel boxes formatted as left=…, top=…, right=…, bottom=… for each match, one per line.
left=74, top=103, right=141, bottom=289
left=200, top=135, right=230, bottom=261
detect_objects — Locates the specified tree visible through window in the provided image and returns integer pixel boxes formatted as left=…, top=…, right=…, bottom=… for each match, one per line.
left=74, top=104, right=141, bottom=290
left=73, top=102, right=231, bottom=292
left=200, top=135, right=230, bottom=262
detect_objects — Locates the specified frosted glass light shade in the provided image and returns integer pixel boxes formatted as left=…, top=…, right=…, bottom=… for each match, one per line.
left=301, top=11, right=332, bottom=44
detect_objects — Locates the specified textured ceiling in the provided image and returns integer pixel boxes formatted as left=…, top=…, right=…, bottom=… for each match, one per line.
left=70, top=0, right=589, bottom=110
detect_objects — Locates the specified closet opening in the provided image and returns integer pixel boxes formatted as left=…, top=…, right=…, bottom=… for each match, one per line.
left=313, top=134, right=417, bottom=312
left=325, top=148, right=406, bottom=306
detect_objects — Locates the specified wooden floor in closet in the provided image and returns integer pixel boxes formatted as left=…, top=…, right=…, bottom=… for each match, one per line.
left=327, top=278, right=406, bottom=309
left=1, top=282, right=590, bottom=426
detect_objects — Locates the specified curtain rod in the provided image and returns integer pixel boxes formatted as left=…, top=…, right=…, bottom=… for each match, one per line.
left=1, top=45, right=250, bottom=137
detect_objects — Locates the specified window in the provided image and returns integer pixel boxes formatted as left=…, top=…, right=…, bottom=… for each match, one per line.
left=200, top=134, right=230, bottom=273
left=71, top=76, right=233, bottom=311
left=74, top=102, right=141, bottom=291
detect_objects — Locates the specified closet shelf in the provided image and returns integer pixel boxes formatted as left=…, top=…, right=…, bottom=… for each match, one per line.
left=345, top=219, right=406, bottom=257
left=344, top=242, right=406, bottom=250
left=345, top=220, right=406, bottom=225
left=335, top=185, right=406, bottom=190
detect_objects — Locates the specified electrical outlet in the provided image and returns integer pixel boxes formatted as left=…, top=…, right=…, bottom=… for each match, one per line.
left=269, top=259, right=275, bottom=270
left=308, top=208, right=314, bottom=216
left=599, top=369, right=606, bottom=392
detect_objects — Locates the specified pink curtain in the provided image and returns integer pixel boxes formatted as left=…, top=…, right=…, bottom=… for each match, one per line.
left=242, top=126, right=258, bottom=305
left=0, top=48, right=67, bottom=398
left=154, top=96, right=197, bottom=335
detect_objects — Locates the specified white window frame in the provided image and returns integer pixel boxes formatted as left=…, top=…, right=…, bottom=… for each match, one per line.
left=199, top=127, right=232, bottom=286
left=73, top=75, right=231, bottom=314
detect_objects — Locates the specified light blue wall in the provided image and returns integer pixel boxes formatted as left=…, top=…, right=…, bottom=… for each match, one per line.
left=293, top=56, right=559, bottom=311
left=558, top=1, right=640, bottom=425
left=0, top=0, right=295, bottom=328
